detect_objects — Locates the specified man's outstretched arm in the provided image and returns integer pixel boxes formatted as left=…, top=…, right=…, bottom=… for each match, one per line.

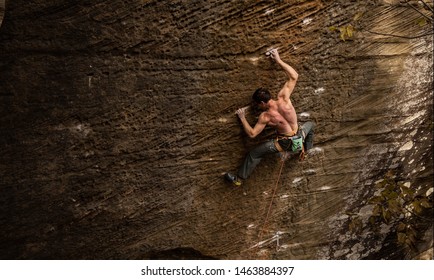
left=270, top=49, right=299, bottom=101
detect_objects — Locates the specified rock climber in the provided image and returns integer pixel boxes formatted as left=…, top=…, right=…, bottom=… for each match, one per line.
left=225, top=49, right=314, bottom=186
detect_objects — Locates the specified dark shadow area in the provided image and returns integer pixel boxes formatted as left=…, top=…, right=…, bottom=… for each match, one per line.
left=145, top=247, right=218, bottom=260
left=0, top=1, right=4, bottom=28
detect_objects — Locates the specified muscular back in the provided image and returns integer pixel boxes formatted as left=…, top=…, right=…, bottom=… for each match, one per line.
left=277, top=98, right=298, bottom=132
left=260, top=99, right=297, bottom=135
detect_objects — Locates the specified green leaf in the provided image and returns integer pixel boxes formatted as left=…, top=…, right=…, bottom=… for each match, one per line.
left=397, top=222, right=406, bottom=232
left=408, top=231, right=416, bottom=240
left=353, top=12, right=363, bottom=21
left=382, top=207, right=391, bottom=223
left=376, top=180, right=386, bottom=188
left=381, top=189, right=389, bottom=198
left=388, top=200, right=402, bottom=216
left=339, top=27, right=346, bottom=41
left=400, top=185, right=415, bottom=196
left=346, top=25, right=354, bottom=38
left=405, top=230, right=417, bottom=250
left=385, top=170, right=395, bottom=178
left=413, top=200, right=423, bottom=214
left=388, top=191, right=399, bottom=200
left=385, top=183, right=396, bottom=193
left=397, top=232, right=406, bottom=244
left=372, top=205, right=381, bottom=216
left=420, top=198, right=432, bottom=208
left=407, top=226, right=417, bottom=238
left=416, top=18, right=427, bottom=27
left=368, top=196, right=383, bottom=204
left=349, top=217, right=362, bottom=233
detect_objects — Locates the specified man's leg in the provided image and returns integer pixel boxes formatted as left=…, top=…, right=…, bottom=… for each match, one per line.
left=238, top=139, right=279, bottom=179
left=301, top=122, right=315, bottom=150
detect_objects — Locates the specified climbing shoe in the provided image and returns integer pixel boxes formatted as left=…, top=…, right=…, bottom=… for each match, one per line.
left=224, top=172, right=242, bottom=187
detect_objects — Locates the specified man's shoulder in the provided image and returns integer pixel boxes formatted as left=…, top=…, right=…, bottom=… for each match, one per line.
left=258, top=112, right=271, bottom=123
left=276, top=97, right=293, bottom=110
left=276, top=96, right=291, bottom=103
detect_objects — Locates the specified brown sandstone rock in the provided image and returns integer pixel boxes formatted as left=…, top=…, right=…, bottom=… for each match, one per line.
left=0, top=0, right=432, bottom=259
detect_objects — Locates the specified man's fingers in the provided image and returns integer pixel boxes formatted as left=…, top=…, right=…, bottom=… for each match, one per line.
left=269, top=48, right=279, bottom=59
left=235, top=106, right=249, bottom=115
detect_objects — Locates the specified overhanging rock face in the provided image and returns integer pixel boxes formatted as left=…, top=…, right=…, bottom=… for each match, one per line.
left=0, top=0, right=432, bottom=259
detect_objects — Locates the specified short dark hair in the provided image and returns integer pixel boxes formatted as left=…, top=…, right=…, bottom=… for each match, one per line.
left=252, top=88, right=271, bottom=104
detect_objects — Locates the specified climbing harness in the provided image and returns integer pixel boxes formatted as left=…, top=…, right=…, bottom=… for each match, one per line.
left=274, top=125, right=306, bottom=160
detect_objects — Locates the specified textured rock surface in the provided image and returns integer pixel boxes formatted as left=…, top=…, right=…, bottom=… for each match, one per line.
left=0, top=0, right=432, bottom=259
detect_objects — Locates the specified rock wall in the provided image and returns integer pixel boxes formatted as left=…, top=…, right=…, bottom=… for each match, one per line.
left=0, top=0, right=432, bottom=259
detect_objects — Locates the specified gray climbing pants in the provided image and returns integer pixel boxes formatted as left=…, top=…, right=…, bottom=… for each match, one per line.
left=238, top=121, right=314, bottom=180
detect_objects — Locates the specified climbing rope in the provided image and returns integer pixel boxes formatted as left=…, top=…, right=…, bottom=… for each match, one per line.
left=254, top=153, right=287, bottom=257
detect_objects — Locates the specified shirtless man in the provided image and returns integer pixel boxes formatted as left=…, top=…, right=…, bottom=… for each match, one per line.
left=225, top=49, right=314, bottom=186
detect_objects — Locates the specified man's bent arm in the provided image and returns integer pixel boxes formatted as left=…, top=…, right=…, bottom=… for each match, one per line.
left=271, top=49, right=298, bottom=100
left=236, top=108, right=267, bottom=138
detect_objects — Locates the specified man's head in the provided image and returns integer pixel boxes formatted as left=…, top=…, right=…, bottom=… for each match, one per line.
left=252, top=88, right=271, bottom=110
